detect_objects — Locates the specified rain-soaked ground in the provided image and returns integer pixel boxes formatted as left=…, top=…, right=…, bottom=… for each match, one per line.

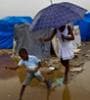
left=0, top=42, right=90, bottom=100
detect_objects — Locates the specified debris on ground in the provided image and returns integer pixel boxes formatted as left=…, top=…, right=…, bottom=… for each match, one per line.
left=0, top=42, right=90, bottom=86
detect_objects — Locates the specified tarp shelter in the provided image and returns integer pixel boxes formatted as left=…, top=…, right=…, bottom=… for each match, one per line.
left=75, top=13, right=90, bottom=41
left=14, top=23, right=81, bottom=59
left=0, top=16, right=32, bottom=49
left=14, top=24, right=52, bottom=59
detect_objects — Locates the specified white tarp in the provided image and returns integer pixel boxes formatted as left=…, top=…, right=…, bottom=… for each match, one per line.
left=72, top=25, right=81, bottom=50
left=52, top=35, right=60, bottom=58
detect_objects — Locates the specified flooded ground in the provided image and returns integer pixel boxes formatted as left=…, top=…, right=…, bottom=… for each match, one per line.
left=0, top=42, right=90, bottom=100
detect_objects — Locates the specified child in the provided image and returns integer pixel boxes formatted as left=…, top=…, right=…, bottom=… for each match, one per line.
left=39, top=24, right=74, bottom=84
left=6, top=48, right=51, bottom=100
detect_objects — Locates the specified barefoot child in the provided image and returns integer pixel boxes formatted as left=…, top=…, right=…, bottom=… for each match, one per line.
left=6, top=48, right=51, bottom=100
left=39, top=24, right=75, bottom=84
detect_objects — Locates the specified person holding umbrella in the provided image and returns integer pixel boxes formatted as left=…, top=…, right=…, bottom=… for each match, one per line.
left=32, top=2, right=87, bottom=84
left=39, top=24, right=74, bottom=84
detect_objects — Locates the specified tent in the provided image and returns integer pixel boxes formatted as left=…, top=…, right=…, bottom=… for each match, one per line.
left=75, top=13, right=90, bottom=41
left=14, top=24, right=52, bottom=59
left=0, top=16, right=33, bottom=49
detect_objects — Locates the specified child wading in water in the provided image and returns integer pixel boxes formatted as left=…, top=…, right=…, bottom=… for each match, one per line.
left=6, top=48, right=51, bottom=100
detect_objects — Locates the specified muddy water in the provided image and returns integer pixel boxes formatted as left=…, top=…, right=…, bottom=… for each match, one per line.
left=0, top=76, right=71, bottom=100
left=1, top=55, right=89, bottom=100
left=0, top=55, right=71, bottom=100
left=0, top=42, right=90, bottom=100
left=0, top=55, right=17, bottom=79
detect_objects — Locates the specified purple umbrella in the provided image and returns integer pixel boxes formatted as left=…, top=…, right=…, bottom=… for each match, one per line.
left=31, top=2, right=87, bottom=31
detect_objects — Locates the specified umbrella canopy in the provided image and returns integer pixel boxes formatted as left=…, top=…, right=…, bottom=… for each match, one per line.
left=31, top=2, right=87, bottom=31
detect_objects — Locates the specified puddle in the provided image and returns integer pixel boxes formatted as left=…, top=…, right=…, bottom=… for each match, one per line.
left=62, top=85, right=71, bottom=100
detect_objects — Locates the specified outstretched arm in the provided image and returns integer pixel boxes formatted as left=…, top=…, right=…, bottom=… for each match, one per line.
left=33, top=62, right=42, bottom=72
left=39, top=29, right=57, bottom=42
left=5, top=66, right=19, bottom=70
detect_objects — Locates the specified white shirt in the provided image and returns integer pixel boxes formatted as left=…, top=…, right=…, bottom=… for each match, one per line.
left=18, top=55, right=41, bottom=70
left=56, top=26, right=74, bottom=60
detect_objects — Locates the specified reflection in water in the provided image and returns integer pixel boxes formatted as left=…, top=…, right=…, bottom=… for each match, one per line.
left=46, top=85, right=71, bottom=100
left=0, top=70, right=17, bottom=79
left=0, top=55, right=17, bottom=79
left=47, top=89, right=50, bottom=100
left=62, top=85, right=71, bottom=100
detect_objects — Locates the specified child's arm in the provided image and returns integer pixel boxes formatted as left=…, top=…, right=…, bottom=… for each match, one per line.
left=5, top=66, right=19, bottom=70
left=33, top=62, right=42, bottom=72
left=39, top=29, right=57, bottom=42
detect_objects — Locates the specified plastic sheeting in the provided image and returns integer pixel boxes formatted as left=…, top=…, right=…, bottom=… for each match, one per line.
left=72, top=25, right=81, bottom=50
left=52, top=35, right=61, bottom=58
left=0, top=16, right=32, bottom=49
left=75, top=13, right=90, bottom=41
left=14, top=24, right=52, bottom=59
left=0, top=16, right=32, bottom=32
left=0, top=32, right=13, bottom=49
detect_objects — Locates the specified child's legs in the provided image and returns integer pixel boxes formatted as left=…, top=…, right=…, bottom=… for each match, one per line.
left=22, top=73, right=34, bottom=85
left=34, top=71, right=51, bottom=89
left=19, top=85, right=26, bottom=100
left=34, top=70, right=45, bottom=81
left=19, top=73, right=34, bottom=100
left=61, top=58, right=69, bottom=84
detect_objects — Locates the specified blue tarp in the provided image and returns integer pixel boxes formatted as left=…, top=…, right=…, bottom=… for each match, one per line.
left=0, top=16, right=32, bottom=49
left=0, top=32, right=13, bottom=49
left=75, top=13, right=90, bottom=41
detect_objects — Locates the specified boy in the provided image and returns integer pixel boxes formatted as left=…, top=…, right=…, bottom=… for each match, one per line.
left=6, top=48, right=51, bottom=100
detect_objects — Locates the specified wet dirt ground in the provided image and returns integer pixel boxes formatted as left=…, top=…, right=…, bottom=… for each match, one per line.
left=0, top=42, right=90, bottom=100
